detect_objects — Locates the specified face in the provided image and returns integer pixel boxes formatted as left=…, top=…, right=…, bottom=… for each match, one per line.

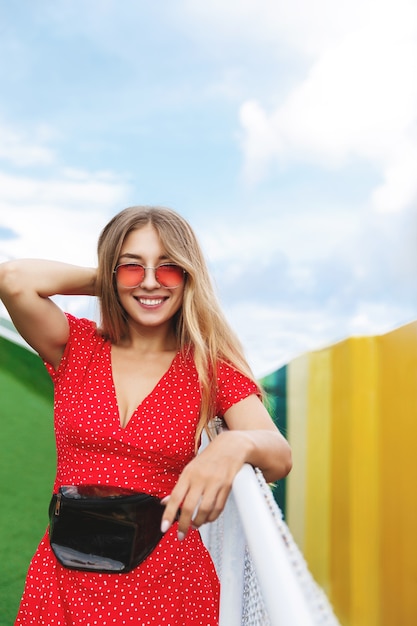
left=115, top=224, right=185, bottom=334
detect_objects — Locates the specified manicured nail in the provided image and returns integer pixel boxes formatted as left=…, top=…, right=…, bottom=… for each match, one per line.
left=161, top=495, right=170, bottom=505
left=177, top=531, right=185, bottom=541
left=160, top=519, right=171, bottom=533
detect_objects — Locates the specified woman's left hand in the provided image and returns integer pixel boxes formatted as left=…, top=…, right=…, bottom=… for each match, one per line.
left=161, top=430, right=248, bottom=539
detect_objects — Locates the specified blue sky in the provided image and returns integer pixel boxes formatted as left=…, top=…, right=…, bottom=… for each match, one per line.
left=0, top=0, right=416, bottom=375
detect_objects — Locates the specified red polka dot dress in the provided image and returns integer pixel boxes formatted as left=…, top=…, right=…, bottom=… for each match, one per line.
left=15, top=314, right=259, bottom=625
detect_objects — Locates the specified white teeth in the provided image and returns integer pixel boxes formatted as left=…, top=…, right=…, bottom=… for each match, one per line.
left=139, top=298, right=164, bottom=306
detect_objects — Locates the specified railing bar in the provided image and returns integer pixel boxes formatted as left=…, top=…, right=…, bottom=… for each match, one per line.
left=218, top=491, right=246, bottom=626
left=232, top=463, right=316, bottom=626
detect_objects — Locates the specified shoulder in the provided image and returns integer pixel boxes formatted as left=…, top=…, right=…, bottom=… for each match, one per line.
left=215, top=359, right=261, bottom=415
left=63, top=312, right=106, bottom=356
left=63, top=312, right=103, bottom=351
left=44, top=313, right=105, bottom=381
left=65, top=312, right=97, bottom=334
left=215, top=359, right=256, bottom=385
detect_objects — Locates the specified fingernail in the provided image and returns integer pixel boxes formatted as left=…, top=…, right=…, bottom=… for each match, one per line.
left=177, top=531, right=185, bottom=541
left=161, top=495, right=170, bottom=505
left=161, top=519, right=171, bottom=533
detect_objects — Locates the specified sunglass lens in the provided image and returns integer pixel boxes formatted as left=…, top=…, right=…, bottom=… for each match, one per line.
left=156, top=265, right=184, bottom=287
left=116, top=264, right=144, bottom=287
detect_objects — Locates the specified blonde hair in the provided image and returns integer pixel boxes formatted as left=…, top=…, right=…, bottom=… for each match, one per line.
left=96, top=206, right=261, bottom=446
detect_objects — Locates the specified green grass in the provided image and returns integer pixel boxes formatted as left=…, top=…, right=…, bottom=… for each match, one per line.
left=0, top=337, right=55, bottom=625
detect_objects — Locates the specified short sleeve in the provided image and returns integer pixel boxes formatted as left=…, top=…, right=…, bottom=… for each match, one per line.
left=43, top=313, right=100, bottom=384
left=215, top=360, right=260, bottom=416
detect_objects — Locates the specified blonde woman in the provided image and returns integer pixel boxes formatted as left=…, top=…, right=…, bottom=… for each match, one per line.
left=0, top=206, right=292, bottom=626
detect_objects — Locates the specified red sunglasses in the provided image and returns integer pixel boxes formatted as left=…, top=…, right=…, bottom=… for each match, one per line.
left=114, top=263, right=185, bottom=289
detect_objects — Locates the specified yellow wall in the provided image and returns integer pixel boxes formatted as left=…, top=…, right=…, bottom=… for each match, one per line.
left=378, top=324, right=417, bottom=626
left=286, top=321, right=417, bottom=626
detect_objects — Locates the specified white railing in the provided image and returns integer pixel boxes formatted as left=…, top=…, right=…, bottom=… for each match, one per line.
left=200, top=430, right=340, bottom=626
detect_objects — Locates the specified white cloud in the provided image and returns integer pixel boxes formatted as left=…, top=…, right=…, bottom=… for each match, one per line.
left=0, top=169, right=129, bottom=208
left=371, top=141, right=417, bottom=213
left=0, top=169, right=132, bottom=265
left=178, top=0, right=364, bottom=58
left=238, top=0, right=417, bottom=213
left=0, top=160, right=131, bottom=328
left=226, top=289, right=417, bottom=378
left=0, top=117, right=133, bottom=264
left=203, top=197, right=417, bottom=376
left=0, top=123, right=56, bottom=167
left=199, top=207, right=361, bottom=267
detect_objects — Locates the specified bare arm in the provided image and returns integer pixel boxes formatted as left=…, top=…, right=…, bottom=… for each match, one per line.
left=161, top=394, right=292, bottom=538
left=0, top=259, right=97, bottom=368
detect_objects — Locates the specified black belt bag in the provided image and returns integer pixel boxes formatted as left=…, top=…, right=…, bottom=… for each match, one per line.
left=48, top=485, right=164, bottom=573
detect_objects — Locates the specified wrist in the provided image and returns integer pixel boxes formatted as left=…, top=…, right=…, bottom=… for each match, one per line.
left=217, top=430, right=255, bottom=467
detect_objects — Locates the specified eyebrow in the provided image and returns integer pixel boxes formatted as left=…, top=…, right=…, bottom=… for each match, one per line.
left=118, top=253, right=142, bottom=261
left=117, top=253, right=170, bottom=262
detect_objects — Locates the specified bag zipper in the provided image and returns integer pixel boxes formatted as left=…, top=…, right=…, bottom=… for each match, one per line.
left=54, top=492, right=62, bottom=516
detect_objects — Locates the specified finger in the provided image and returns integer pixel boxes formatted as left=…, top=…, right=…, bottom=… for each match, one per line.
left=178, top=485, right=223, bottom=534
left=176, top=489, right=206, bottom=538
left=192, top=484, right=231, bottom=528
left=160, top=488, right=188, bottom=534
left=191, top=493, right=220, bottom=528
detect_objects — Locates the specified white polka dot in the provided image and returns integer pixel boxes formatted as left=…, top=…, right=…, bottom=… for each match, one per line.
left=15, top=313, right=258, bottom=625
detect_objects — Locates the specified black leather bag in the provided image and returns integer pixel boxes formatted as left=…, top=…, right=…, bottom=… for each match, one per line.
left=48, top=485, right=164, bottom=573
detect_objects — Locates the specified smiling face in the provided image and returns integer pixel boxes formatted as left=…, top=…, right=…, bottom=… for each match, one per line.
left=116, top=223, right=185, bottom=336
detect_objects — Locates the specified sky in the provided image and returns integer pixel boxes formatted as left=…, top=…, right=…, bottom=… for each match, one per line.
left=0, top=0, right=416, bottom=376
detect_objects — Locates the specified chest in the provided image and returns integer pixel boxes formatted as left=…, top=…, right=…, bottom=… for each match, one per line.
left=111, top=348, right=177, bottom=428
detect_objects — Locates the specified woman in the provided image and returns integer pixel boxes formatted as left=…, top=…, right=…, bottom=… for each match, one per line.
left=0, top=206, right=292, bottom=625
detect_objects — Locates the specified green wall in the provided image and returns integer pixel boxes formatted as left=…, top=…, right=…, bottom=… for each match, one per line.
left=0, top=335, right=55, bottom=624
left=261, top=365, right=288, bottom=516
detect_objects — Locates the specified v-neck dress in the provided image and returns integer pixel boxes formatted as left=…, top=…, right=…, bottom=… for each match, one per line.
left=15, top=313, right=259, bottom=626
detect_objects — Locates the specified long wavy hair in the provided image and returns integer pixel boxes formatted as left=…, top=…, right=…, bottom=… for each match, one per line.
left=96, top=206, right=261, bottom=447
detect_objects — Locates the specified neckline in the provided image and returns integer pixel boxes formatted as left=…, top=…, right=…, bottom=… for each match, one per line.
left=109, top=346, right=180, bottom=430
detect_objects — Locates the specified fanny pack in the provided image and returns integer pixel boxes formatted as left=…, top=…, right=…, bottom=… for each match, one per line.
left=48, top=485, right=164, bottom=573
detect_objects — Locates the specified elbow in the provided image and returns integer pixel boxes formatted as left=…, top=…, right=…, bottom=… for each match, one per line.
left=0, top=261, right=8, bottom=294
left=0, top=261, right=15, bottom=297
left=266, top=440, right=293, bottom=483
left=0, top=261, right=25, bottom=299
left=281, top=444, right=293, bottom=478
left=276, top=441, right=293, bottom=480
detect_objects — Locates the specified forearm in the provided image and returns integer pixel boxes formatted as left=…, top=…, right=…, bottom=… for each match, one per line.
left=0, top=259, right=97, bottom=300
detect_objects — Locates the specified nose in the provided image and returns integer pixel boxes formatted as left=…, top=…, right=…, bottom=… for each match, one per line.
left=140, top=267, right=160, bottom=289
